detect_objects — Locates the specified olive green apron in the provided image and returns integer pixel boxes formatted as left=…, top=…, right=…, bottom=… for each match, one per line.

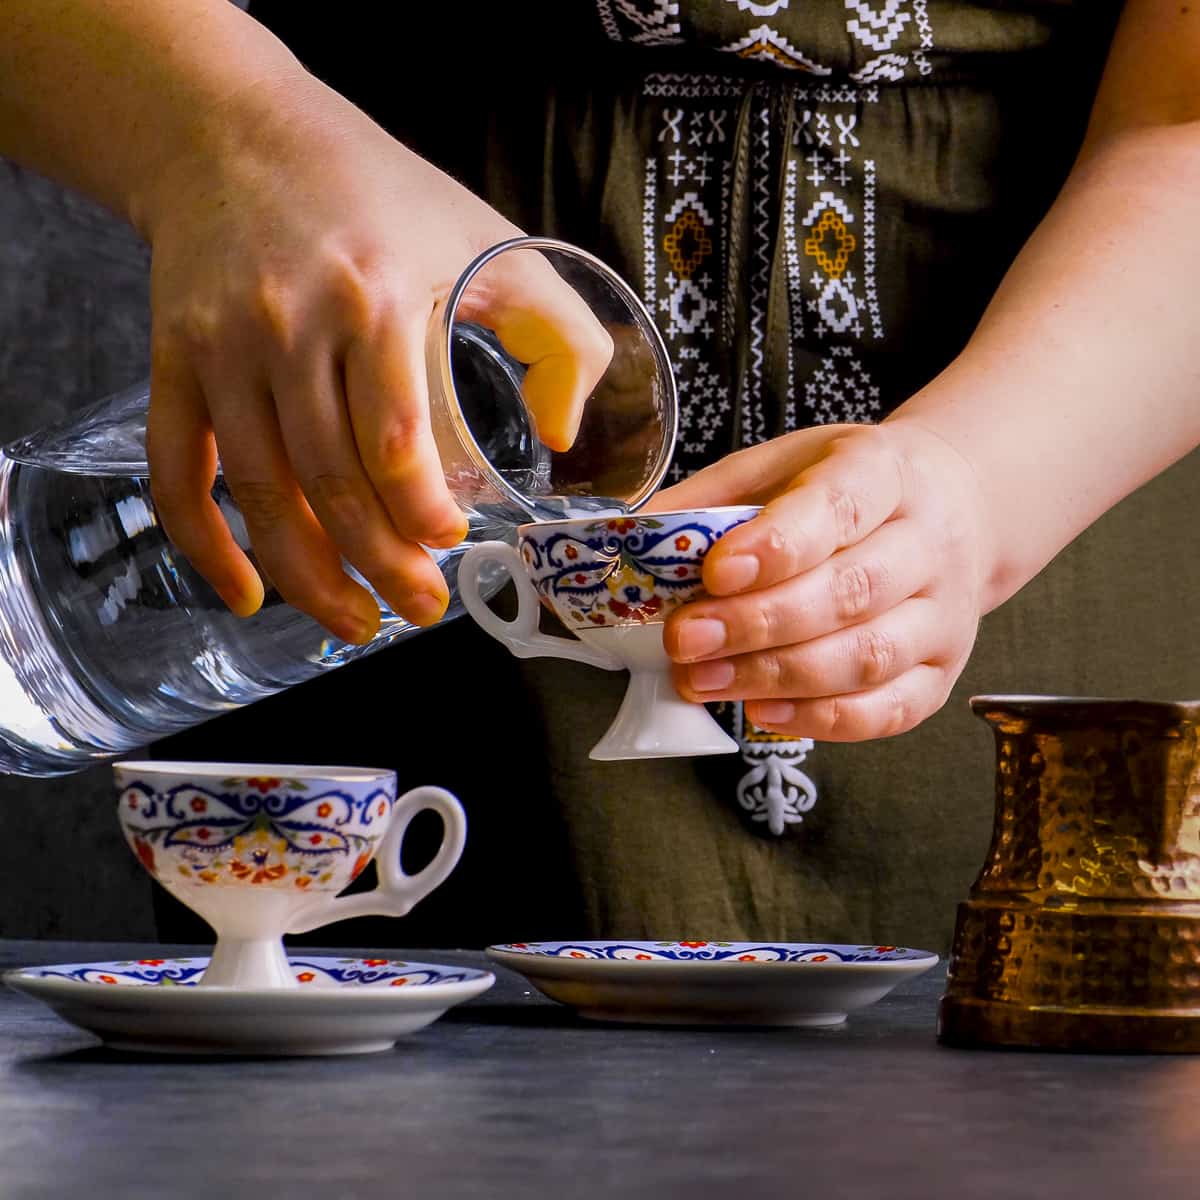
left=168, top=0, right=1198, bottom=954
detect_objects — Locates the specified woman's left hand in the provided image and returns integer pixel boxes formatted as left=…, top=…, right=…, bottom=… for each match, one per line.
left=648, top=420, right=991, bottom=741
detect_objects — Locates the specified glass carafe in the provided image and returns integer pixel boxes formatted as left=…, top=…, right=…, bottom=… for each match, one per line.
left=0, top=238, right=676, bottom=775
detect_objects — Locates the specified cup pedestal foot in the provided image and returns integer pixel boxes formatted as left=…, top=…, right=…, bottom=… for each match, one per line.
left=200, top=936, right=295, bottom=989
left=589, top=667, right=738, bottom=761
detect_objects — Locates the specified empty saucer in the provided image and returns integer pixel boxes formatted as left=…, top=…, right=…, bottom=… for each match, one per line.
left=5, top=955, right=494, bottom=1056
left=486, top=940, right=938, bottom=1027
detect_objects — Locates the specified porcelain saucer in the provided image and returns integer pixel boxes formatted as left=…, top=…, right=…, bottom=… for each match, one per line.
left=487, top=940, right=938, bottom=1027
left=5, top=955, right=494, bottom=1056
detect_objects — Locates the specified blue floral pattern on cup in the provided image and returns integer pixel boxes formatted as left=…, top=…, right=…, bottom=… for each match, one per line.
left=518, top=507, right=759, bottom=627
left=118, top=773, right=393, bottom=893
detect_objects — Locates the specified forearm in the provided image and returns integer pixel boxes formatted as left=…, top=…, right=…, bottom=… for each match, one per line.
left=0, top=0, right=305, bottom=232
left=887, top=121, right=1200, bottom=612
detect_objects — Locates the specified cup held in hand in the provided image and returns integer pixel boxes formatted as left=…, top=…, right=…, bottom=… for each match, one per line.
left=459, top=507, right=760, bottom=760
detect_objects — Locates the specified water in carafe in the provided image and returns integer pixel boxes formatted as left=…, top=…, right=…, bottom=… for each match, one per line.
left=0, top=326, right=552, bottom=777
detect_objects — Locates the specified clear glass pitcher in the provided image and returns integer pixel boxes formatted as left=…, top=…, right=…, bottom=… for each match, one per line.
left=0, top=238, right=676, bottom=775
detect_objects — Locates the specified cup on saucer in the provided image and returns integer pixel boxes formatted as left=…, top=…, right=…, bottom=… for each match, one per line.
left=114, top=761, right=465, bottom=989
left=458, top=506, right=760, bottom=760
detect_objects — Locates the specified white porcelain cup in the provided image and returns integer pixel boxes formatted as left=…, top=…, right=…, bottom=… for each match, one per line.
left=459, top=507, right=761, bottom=760
left=115, top=761, right=465, bottom=989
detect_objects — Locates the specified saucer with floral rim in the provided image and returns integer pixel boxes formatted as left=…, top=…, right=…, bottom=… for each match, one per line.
left=486, top=940, right=938, bottom=1027
left=4, top=955, right=494, bottom=1056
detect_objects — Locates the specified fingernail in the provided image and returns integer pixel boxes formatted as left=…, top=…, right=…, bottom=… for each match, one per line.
left=709, top=554, right=759, bottom=594
left=334, top=614, right=377, bottom=644
left=689, top=660, right=735, bottom=692
left=407, top=591, right=449, bottom=627
left=753, top=701, right=796, bottom=726
left=676, top=618, right=727, bottom=661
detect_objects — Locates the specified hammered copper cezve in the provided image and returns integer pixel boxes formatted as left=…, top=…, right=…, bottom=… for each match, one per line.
left=938, top=694, right=1200, bottom=1052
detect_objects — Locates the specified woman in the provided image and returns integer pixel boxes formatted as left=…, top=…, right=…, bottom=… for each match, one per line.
left=1, top=0, right=1197, bottom=950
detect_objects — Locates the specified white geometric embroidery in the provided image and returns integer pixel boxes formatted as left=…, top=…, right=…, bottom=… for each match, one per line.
left=834, top=114, right=860, bottom=147
left=667, top=277, right=712, bottom=336
left=800, top=191, right=855, bottom=228
left=744, top=100, right=772, bottom=445
left=851, top=53, right=910, bottom=82
left=726, top=0, right=791, bottom=12
left=642, top=157, right=658, bottom=315
left=721, top=24, right=834, bottom=73
left=912, top=0, right=933, bottom=73
left=593, top=0, right=622, bottom=40
left=664, top=193, right=716, bottom=226
left=601, top=0, right=684, bottom=45
left=735, top=705, right=818, bottom=837
left=815, top=276, right=862, bottom=335
left=804, top=348, right=882, bottom=424
left=845, top=0, right=912, bottom=52
left=863, top=157, right=884, bottom=339
left=660, top=108, right=685, bottom=143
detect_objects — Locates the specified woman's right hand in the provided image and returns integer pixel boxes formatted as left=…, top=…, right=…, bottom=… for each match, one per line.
left=138, top=70, right=610, bottom=642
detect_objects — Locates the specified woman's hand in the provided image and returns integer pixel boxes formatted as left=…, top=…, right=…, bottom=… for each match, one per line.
left=649, top=421, right=991, bottom=741
left=140, top=72, right=608, bottom=642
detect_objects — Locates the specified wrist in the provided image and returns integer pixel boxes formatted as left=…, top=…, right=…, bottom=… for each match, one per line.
left=877, top=409, right=1013, bottom=614
left=127, top=54, right=321, bottom=242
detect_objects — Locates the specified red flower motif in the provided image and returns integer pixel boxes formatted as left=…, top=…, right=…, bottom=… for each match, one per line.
left=811, top=955, right=829, bottom=962
left=377, top=801, right=387, bottom=817
left=138, top=959, right=165, bottom=966
left=362, top=958, right=388, bottom=967
left=606, top=518, right=636, bottom=533
left=569, top=951, right=587, bottom=959
left=876, top=946, right=897, bottom=953
left=510, top=943, right=528, bottom=949
left=675, top=566, right=689, bottom=578
left=565, top=545, right=578, bottom=560
left=587, top=613, right=607, bottom=625
left=574, top=573, right=587, bottom=584
left=132, top=837, right=155, bottom=874
left=297, top=972, right=315, bottom=984
left=317, top=802, right=332, bottom=818
left=127, top=795, right=138, bottom=809
left=309, top=834, right=322, bottom=846
left=675, top=535, right=691, bottom=551
left=246, top=777, right=281, bottom=794
left=190, top=797, right=207, bottom=813
left=350, top=853, right=372, bottom=880
left=738, top=955, right=757, bottom=962
left=99, top=975, right=118, bottom=985
left=295, top=876, right=312, bottom=889
left=195, top=828, right=211, bottom=841
left=635, top=954, right=651, bottom=960
left=389, top=978, right=408, bottom=987
left=679, top=941, right=707, bottom=949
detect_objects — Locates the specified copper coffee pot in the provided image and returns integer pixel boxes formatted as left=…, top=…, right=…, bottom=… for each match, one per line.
left=939, top=694, right=1200, bottom=1052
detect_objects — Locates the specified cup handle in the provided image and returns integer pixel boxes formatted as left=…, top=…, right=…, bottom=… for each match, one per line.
left=285, top=786, right=467, bottom=934
left=459, top=540, right=624, bottom=671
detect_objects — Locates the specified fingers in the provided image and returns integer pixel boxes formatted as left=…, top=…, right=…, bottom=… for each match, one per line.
left=700, top=430, right=906, bottom=595
left=665, top=517, right=928, bottom=662
left=645, top=426, right=853, bottom=513
left=276, top=334, right=454, bottom=627
left=204, top=375, right=384, bottom=645
left=673, top=596, right=953, bottom=704
left=344, top=315, right=468, bottom=551
left=147, top=346, right=264, bottom=618
left=746, top=664, right=955, bottom=742
left=462, top=250, right=614, bottom=452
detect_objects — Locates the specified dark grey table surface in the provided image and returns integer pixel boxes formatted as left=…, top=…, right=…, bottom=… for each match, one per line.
left=1, top=940, right=1198, bottom=1199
